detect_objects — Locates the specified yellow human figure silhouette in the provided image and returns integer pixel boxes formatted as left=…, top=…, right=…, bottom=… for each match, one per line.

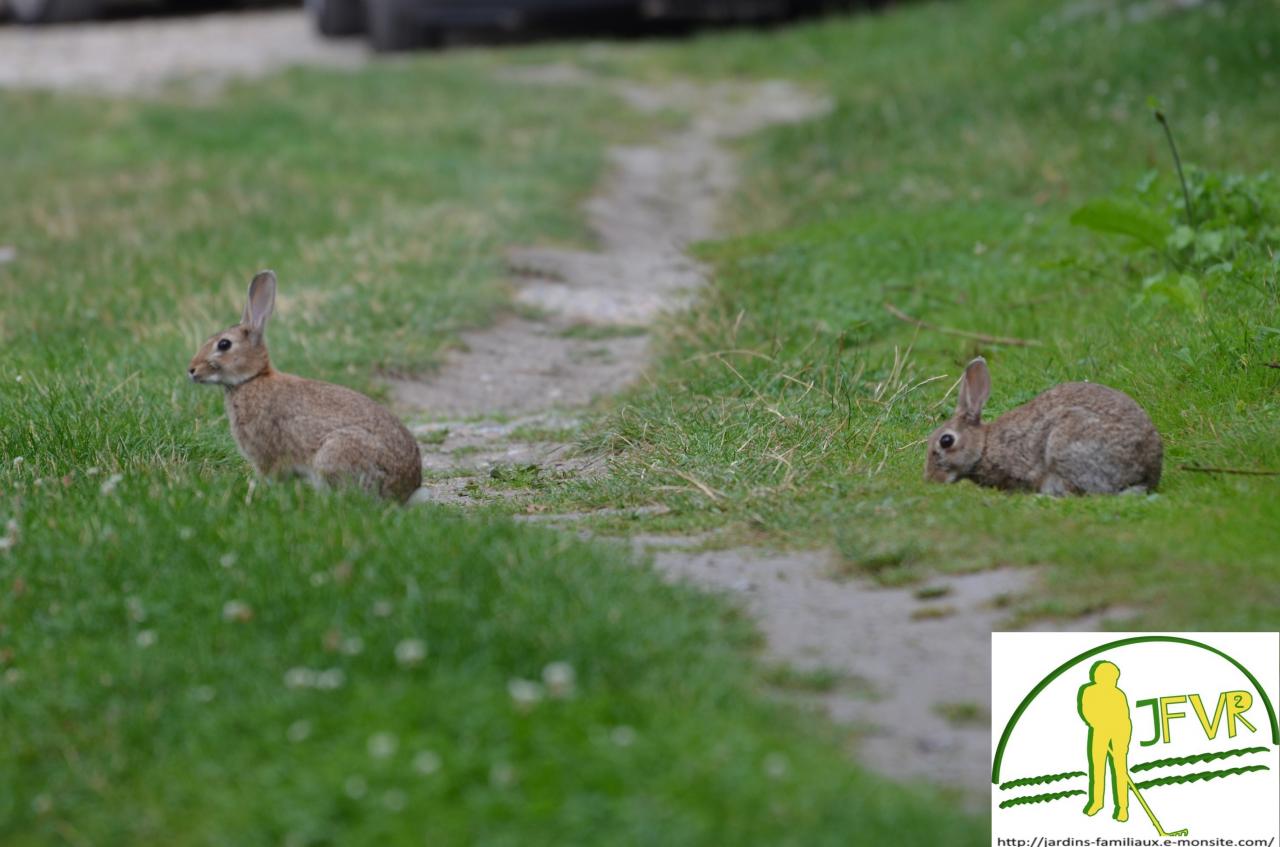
left=1078, top=660, right=1132, bottom=822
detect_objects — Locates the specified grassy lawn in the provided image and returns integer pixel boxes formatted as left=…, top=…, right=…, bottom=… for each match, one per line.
left=543, top=0, right=1280, bottom=629
left=0, top=42, right=984, bottom=847
left=5, top=0, right=1278, bottom=841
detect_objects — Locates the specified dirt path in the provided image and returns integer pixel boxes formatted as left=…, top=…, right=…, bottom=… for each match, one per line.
left=0, top=10, right=362, bottom=96
left=389, top=74, right=829, bottom=503
left=391, top=67, right=1061, bottom=801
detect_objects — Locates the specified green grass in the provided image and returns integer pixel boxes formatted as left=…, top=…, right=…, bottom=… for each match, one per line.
left=7, top=1, right=1279, bottom=841
left=538, top=0, right=1280, bottom=629
left=1, top=478, right=981, bottom=845
left=0, top=41, right=984, bottom=847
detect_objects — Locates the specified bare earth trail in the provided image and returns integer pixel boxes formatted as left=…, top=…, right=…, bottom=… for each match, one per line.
left=392, top=66, right=1059, bottom=798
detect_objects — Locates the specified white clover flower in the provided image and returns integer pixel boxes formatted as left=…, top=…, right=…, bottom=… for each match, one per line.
left=218, top=553, right=237, bottom=569
left=489, top=762, right=516, bottom=788
left=0, top=520, right=15, bottom=552
left=192, top=685, right=216, bottom=703
left=763, top=753, right=790, bottom=779
left=12, top=457, right=23, bottom=467
left=367, top=732, right=398, bottom=759
left=413, top=750, right=441, bottom=775
left=341, top=636, right=364, bottom=656
left=221, top=600, right=253, bottom=622
left=315, top=668, right=346, bottom=690
left=99, top=473, right=123, bottom=496
left=610, top=726, right=637, bottom=748
left=541, top=661, right=576, bottom=699
left=283, top=667, right=318, bottom=689
left=394, top=639, right=427, bottom=667
left=373, top=600, right=394, bottom=618
left=178, top=527, right=194, bottom=541
left=343, top=775, right=368, bottom=800
left=382, top=790, right=406, bottom=812
left=287, top=720, right=312, bottom=743
left=135, top=629, right=157, bottom=648
left=126, top=597, right=146, bottom=622
left=507, top=678, right=544, bottom=711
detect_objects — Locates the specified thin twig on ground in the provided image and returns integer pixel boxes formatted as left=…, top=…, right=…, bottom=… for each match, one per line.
left=884, top=303, right=1043, bottom=348
left=1180, top=464, right=1280, bottom=477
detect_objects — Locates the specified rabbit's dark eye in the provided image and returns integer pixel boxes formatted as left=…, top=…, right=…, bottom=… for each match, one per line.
left=939, top=433, right=956, bottom=449
left=217, top=339, right=232, bottom=352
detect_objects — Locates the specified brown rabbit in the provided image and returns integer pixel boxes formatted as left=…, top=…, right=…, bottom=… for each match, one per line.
left=188, top=271, right=422, bottom=502
left=925, top=358, right=1162, bottom=496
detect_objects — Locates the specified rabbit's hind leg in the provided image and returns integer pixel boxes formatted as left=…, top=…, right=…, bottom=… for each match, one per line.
left=1044, top=409, right=1124, bottom=495
left=1037, top=474, right=1075, bottom=497
left=311, top=430, right=388, bottom=498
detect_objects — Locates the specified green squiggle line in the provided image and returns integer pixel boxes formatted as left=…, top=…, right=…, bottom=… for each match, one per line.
left=1135, top=765, right=1270, bottom=789
left=1131, top=746, right=1268, bottom=773
left=999, top=771, right=1087, bottom=790
left=999, top=789, right=1086, bottom=809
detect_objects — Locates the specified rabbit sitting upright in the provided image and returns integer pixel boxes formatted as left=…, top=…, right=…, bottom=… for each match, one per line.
left=925, top=358, right=1162, bottom=496
left=188, top=270, right=422, bottom=503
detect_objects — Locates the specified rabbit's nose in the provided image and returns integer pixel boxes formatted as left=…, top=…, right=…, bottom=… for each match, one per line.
left=188, top=367, right=197, bottom=379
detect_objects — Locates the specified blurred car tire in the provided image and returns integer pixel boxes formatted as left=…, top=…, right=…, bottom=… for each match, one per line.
left=9, top=0, right=98, bottom=22
left=366, top=0, right=440, bottom=51
left=308, top=0, right=366, bottom=36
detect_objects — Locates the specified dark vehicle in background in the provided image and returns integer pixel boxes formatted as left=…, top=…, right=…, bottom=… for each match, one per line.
left=6, top=0, right=104, bottom=23
left=5, top=0, right=274, bottom=24
left=310, top=0, right=870, bottom=52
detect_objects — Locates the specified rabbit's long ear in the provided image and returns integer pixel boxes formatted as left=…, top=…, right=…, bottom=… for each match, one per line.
left=956, top=357, right=991, bottom=424
left=242, top=270, right=277, bottom=338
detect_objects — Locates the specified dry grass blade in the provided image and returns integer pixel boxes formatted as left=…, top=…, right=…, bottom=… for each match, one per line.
left=658, top=467, right=726, bottom=502
left=1179, top=464, right=1280, bottom=476
left=884, top=302, right=1043, bottom=348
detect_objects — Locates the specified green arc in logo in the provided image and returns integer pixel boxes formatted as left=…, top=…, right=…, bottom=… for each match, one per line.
left=992, top=636, right=1279, bottom=784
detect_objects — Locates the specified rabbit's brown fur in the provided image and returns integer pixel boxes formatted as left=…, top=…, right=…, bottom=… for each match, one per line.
left=189, top=271, right=422, bottom=503
left=925, top=358, right=1162, bottom=496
